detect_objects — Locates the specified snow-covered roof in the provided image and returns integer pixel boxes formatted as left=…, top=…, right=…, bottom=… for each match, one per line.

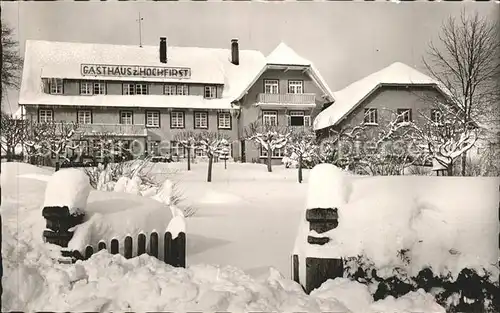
left=20, top=94, right=236, bottom=110
left=314, top=62, right=446, bottom=130
left=19, top=40, right=266, bottom=108
left=233, top=42, right=335, bottom=102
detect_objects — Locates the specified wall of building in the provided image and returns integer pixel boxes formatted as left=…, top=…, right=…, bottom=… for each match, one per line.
left=237, top=68, right=327, bottom=164
left=336, top=85, right=444, bottom=130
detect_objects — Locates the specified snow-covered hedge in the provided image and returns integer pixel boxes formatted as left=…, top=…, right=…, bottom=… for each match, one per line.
left=294, top=164, right=499, bottom=312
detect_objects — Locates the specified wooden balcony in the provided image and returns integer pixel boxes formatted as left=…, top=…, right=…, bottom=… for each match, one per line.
left=257, top=93, right=316, bottom=106
left=77, top=124, right=147, bottom=137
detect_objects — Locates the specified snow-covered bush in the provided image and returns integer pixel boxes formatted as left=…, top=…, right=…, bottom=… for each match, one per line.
left=344, top=254, right=499, bottom=312
left=83, top=158, right=195, bottom=217
left=43, top=168, right=91, bottom=215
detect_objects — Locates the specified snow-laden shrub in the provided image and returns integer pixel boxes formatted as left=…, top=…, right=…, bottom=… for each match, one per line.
left=344, top=253, right=499, bottom=312
left=83, top=158, right=196, bottom=217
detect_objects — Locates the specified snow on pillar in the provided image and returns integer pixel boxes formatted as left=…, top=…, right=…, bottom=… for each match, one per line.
left=292, top=164, right=352, bottom=294
left=42, top=169, right=91, bottom=257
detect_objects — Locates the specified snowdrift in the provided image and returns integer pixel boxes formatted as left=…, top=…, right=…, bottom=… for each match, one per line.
left=295, top=165, right=499, bottom=283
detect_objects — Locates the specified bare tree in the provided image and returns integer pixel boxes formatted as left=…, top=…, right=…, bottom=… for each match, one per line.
left=29, top=121, right=81, bottom=166
left=286, top=127, right=318, bottom=183
left=0, top=112, right=26, bottom=161
left=1, top=23, right=23, bottom=102
left=194, top=131, right=230, bottom=182
left=174, top=131, right=197, bottom=171
left=245, top=120, right=290, bottom=172
left=423, top=9, right=500, bottom=175
left=400, top=105, right=478, bottom=176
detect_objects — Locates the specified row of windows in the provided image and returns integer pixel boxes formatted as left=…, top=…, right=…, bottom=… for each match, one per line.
left=47, top=79, right=218, bottom=99
left=363, top=108, right=443, bottom=124
left=66, top=139, right=225, bottom=159
left=37, top=109, right=232, bottom=130
left=264, top=79, right=304, bottom=94
left=262, top=110, right=311, bottom=127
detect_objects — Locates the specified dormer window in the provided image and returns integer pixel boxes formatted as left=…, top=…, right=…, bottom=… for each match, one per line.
left=49, top=78, right=63, bottom=95
left=204, top=86, right=216, bottom=99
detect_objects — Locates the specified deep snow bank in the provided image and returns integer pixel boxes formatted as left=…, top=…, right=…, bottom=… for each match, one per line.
left=43, top=168, right=91, bottom=215
left=295, top=167, right=499, bottom=281
left=2, top=240, right=446, bottom=313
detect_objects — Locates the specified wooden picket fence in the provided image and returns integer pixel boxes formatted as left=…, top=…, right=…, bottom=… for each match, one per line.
left=62, top=230, right=186, bottom=267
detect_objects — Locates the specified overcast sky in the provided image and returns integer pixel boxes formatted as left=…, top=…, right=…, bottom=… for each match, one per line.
left=1, top=1, right=498, bottom=114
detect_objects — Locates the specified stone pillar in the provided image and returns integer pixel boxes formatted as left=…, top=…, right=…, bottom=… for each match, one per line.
left=42, top=206, right=85, bottom=249
left=304, top=207, right=343, bottom=294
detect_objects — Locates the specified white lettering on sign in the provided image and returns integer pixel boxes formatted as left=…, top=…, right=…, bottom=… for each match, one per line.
left=81, top=64, right=191, bottom=79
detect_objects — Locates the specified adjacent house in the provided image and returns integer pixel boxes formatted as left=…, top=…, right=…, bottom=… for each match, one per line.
left=313, top=62, right=451, bottom=138
left=19, top=38, right=334, bottom=164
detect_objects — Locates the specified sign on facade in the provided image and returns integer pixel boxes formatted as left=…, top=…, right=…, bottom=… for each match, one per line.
left=81, top=64, right=191, bottom=79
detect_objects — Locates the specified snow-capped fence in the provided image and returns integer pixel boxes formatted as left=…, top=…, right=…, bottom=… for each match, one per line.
left=61, top=230, right=186, bottom=268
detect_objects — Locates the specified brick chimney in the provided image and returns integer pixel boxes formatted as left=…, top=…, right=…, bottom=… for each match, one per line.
left=231, top=39, right=239, bottom=65
left=159, top=37, right=167, bottom=63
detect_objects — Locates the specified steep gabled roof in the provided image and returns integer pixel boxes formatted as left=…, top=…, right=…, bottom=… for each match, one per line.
left=233, top=42, right=335, bottom=103
left=19, top=40, right=266, bottom=107
left=313, top=62, right=450, bottom=130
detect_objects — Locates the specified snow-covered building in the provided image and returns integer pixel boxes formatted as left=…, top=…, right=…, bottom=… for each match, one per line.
left=313, top=62, right=450, bottom=137
left=19, top=38, right=334, bottom=163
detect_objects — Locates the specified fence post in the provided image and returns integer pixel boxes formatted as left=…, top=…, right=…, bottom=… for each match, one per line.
left=110, top=238, right=119, bottom=254
left=164, top=231, right=173, bottom=265
left=137, top=233, right=146, bottom=256
left=176, top=232, right=186, bottom=268
left=149, top=232, right=159, bottom=258
left=124, top=236, right=133, bottom=259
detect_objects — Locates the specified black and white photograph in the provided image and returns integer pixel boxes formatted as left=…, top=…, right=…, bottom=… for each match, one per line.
left=1, top=1, right=499, bottom=312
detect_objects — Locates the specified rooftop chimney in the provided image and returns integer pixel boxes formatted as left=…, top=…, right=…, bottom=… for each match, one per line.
left=231, top=39, right=239, bottom=66
left=159, top=37, right=167, bottom=63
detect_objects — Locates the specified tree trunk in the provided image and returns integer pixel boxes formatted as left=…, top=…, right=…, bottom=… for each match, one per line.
left=267, top=148, right=272, bottom=172
left=6, top=146, right=13, bottom=162
left=224, top=158, right=227, bottom=170
left=298, top=154, right=303, bottom=183
left=446, top=161, right=453, bottom=176
left=460, top=152, right=467, bottom=176
left=187, top=148, right=191, bottom=171
left=207, top=154, right=213, bottom=182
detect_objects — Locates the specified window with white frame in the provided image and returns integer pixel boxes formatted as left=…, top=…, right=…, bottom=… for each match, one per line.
left=264, top=79, right=279, bottom=94
left=39, top=109, right=53, bottom=123
left=262, top=111, right=278, bottom=126
left=49, top=79, right=63, bottom=94
left=93, top=82, right=106, bottom=95
left=260, top=146, right=285, bottom=158
left=171, top=111, right=184, bottom=128
left=164, top=85, right=177, bottom=95
left=218, top=112, right=231, bottom=129
left=120, top=111, right=133, bottom=125
left=135, top=83, right=148, bottom=95
left=194, top=111, right=208, bottom=129
left=170, top=141, right=185, bottom=158
left=287, top=111, right=311, bottom=127
left=204, top=86, right=216, bottom=99
left=80, top=81, right=93, bottom=95
left=431, top=109, right=443, bottom=123
left=77, top=110, right=92, bottom=124
left=177, top=84, right=189, bottom=95
left=288, top=80, right=303, bottom=94
left=364, top=108, right=378, bottom=125
left=146, top=111, right=160, bottom=127
left=123, top=83, right=135, bottom=95
left=195, top=148, right=206, bottom=158
left=397, top=109, right=412, bottom=123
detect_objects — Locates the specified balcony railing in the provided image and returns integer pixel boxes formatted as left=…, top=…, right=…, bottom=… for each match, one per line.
left=77, top=123, right=147, bottom=137
left=257, top=93, right=316, bottom=105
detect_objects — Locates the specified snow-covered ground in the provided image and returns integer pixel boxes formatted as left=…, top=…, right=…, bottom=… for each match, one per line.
left=3, top=160, right=495, bottom=312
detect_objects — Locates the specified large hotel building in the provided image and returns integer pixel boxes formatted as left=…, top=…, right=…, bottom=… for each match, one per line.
left=19, top=38, right=334, bottom=163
